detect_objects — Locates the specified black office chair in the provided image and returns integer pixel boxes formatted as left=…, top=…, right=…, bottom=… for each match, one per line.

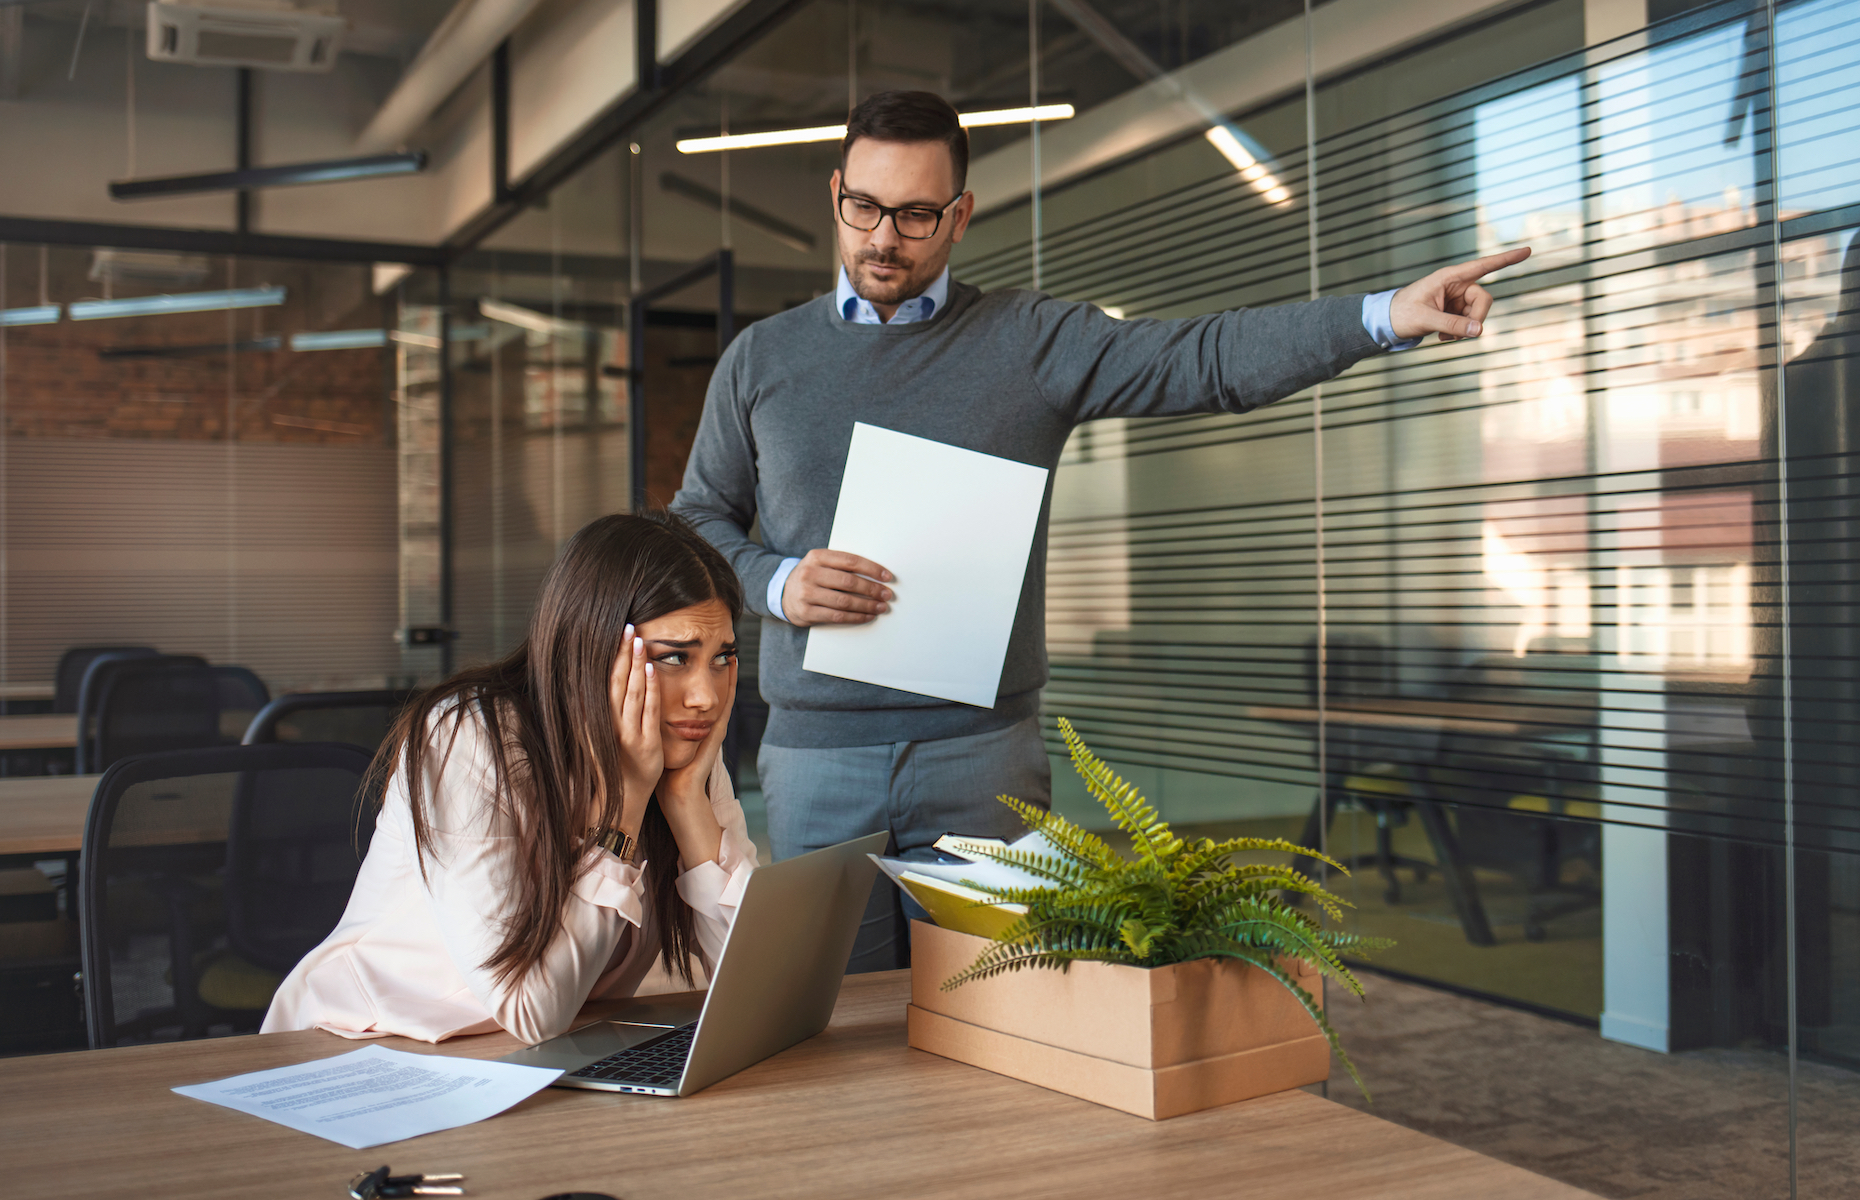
left=79, top=742, right=378, bottom=1047
left=242, top=688, right=417, bottom=752
left=89, top=659, right=221, bottom=775
left=213, top=667, right=271, bottom=744
left=53, top=645, right=157, bottom=713
left=75, top=654, right=207, bottom=773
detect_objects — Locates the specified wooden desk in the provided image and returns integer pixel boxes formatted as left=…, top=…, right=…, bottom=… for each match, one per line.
left=0, top=714, right=77, bottom=750
left=0, top=774, right=100, bottom=857
left=0, top=681, right=54, bottom=702
left=0, top=972, right=1594, bottom=1200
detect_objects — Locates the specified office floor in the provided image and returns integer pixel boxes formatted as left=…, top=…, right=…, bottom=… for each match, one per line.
left=1316, top=969, right=1860, bottom=1200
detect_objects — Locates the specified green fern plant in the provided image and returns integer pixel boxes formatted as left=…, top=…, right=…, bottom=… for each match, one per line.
left=944, top=717, right=1393, bottom=1099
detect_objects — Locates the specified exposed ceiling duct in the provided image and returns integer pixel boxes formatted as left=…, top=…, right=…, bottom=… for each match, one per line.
left=353, top=0, right=543, bottom=153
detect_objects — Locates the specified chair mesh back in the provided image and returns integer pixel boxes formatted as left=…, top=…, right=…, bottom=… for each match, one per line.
left=96, top=662, right=222, bottom=772
left=87, top=770, right=238, bottom=1046
left=227, top=767, right=374, bottom=973
left=78, top=654, right=206, bottom=771
left=214, top=667, right=271, bottom=744
left=54, top=645, right=156, bottom=713
left=246, top=690, right=415, bottom=752
left=82, top=744, right=375, bottom=1047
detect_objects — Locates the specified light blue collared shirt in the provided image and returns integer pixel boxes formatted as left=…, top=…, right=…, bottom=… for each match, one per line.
left=834, top=265, right=950, bottom=326
left=765, top=279, right=1416, bottom=622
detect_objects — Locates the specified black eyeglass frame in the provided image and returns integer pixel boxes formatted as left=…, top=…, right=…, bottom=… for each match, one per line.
left=836, top=191, right=965, bottom=240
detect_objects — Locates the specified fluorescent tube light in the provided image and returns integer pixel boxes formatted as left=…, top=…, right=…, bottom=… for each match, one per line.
left=676, top=123, right=847, bottom=154
left=294, top=325, right=487, bottom=351
left=479, top=298, right=584, bottom=336
left=958, top=104, right=1075, bottom=129
left=69, top=286, right=287, bottom=321
left=0, top=305, right=60, bottom=327
left=676, top=104, right=1076, bottom=154
left=110, top=153, right=427, bottom=201
left=291, top=329, right=388, bottom=351
left=1204, top=126, right=1292, bottom=207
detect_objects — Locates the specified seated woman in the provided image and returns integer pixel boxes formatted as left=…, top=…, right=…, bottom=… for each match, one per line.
left=264, top=511, right=754, bottom=1045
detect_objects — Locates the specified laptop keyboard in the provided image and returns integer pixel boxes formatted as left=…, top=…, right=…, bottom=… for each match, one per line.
left=567, top=1024, right=696, bottom=1089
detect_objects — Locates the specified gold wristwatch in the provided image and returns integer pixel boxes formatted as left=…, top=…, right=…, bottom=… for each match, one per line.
left=589, top=826, right=641, bottom=865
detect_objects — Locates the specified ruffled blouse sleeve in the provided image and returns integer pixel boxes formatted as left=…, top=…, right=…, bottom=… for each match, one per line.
left=673, top=761, right=758, bottom=970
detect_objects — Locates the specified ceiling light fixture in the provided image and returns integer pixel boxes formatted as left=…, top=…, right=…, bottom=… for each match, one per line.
left=68, top=286, right=287, bottom=321
left=109, top=153, right=427, bottom=201
left=479, top=298, right=585, bottom=337
left=291, top=329, right=389, bottom=351
left=675, top=104, right=1076, bottom=154
left=1203, top=126, right=1292, bottom=207
left=0, top=305, right=61, bottom=327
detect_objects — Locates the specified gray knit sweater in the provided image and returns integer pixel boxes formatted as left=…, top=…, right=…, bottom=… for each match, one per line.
left=671, top=281, right=1380, bottom=748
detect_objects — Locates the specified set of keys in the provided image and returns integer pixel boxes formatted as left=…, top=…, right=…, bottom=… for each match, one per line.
left=347, top=1166, right=466, bottom=1199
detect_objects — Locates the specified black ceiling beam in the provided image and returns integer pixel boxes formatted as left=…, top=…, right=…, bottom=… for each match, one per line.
left=491, top=41, right=512, bottom=205
left=0, top=215, right=448, bottom=267
left=445, top=0, right=811, bottom=253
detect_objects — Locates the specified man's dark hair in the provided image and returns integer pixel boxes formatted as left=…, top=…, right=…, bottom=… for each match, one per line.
left=841, top=90, right=969, bottom=194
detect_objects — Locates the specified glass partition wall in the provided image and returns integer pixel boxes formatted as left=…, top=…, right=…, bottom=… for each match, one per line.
left=0, top=244, right=437, bottom=695
left=5, top=0, right=1853, bottom=1184
left=436, top=6, right=1855, bottom=1189
left=943, top=0, right=1856, bottom=1195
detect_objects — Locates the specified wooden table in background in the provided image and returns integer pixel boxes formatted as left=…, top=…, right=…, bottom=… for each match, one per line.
left=0, top=681, right=55, bottom=702
left=0, top=711, right=248, bottom=753
left=1245, top=698, right=1593, bottom=737
left=0, top=774, right=99, bottom=859
left=0, top=971, right=1596, bottom=1200
left=0, top=714, right=77, bottom=750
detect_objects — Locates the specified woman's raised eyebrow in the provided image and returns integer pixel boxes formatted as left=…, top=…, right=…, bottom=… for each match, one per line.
left=646, top=638, right=700, bottom=648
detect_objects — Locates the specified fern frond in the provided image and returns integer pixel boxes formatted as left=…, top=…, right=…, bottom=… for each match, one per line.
left=1057, top=718, right=1175, bottom=861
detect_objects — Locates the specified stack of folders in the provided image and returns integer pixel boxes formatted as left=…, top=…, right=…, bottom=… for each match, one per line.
left=870, top=832, right=1059, bottom=940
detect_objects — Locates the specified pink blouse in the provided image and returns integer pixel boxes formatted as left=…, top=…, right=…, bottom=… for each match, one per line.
left=262, top=704, right=756, bottom=1046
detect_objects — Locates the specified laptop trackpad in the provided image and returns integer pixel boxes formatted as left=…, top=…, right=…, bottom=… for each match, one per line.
left=499, top=1021, right=688, bottom=1072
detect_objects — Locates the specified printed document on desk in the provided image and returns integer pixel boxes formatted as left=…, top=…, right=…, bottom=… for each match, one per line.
left=173, top=1044, right=561, bottom=1149
left=803, top=423, right=1049, bottom=707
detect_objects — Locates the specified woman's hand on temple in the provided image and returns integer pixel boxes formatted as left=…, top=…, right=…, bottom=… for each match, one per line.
left=610, top=625, right=662, bottom=836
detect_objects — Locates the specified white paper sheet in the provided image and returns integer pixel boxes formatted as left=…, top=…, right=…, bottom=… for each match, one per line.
left=172, top=1044, right=562, bottom=1149
left=802, top=423, right=1050, bottom=707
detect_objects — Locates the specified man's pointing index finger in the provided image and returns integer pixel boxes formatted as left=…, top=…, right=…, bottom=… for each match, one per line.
left=1443, top=246, right=1533, bottom=283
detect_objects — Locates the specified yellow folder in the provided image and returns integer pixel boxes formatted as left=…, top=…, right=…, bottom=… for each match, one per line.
left=898, top=872, right=1027, bottom=941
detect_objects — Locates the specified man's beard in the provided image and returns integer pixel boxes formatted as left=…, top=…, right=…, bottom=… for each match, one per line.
left=849, top=250, right=923, bottom=305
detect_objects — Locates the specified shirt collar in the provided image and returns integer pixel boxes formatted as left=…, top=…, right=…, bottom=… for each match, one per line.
left=835, top=265, right=949, bottom=325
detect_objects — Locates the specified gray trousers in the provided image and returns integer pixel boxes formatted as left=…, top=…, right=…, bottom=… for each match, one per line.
left=760, top=715, right=1052, bottom=973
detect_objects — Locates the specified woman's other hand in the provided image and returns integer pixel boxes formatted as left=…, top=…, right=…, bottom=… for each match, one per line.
left=610, top=624, right=661, bottom=837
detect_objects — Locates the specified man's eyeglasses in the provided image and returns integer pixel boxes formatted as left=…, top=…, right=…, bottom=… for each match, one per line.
left=837, top=192, right=962, bottom=240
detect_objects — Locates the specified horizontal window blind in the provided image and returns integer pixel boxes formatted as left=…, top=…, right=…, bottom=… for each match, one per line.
left=958, top=0, right=1860, bottom=854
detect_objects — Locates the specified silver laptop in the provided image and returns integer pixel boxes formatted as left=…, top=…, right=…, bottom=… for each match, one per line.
left=498, top=831, right=887, bottom=1097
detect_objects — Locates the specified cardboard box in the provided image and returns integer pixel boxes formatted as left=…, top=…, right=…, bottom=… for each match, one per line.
left=906, top=920, right=1331, bottom=1120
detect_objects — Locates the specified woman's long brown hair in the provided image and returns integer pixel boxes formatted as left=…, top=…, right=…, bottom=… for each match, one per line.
left=375, top=510, right=743, bottom=988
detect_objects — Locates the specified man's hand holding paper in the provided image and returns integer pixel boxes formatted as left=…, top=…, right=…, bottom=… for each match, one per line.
left=780, top=548, right=895, bottom=627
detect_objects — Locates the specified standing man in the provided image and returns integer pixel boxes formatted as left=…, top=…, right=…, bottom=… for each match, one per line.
left=672, top=90, right=1528, bottom=971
